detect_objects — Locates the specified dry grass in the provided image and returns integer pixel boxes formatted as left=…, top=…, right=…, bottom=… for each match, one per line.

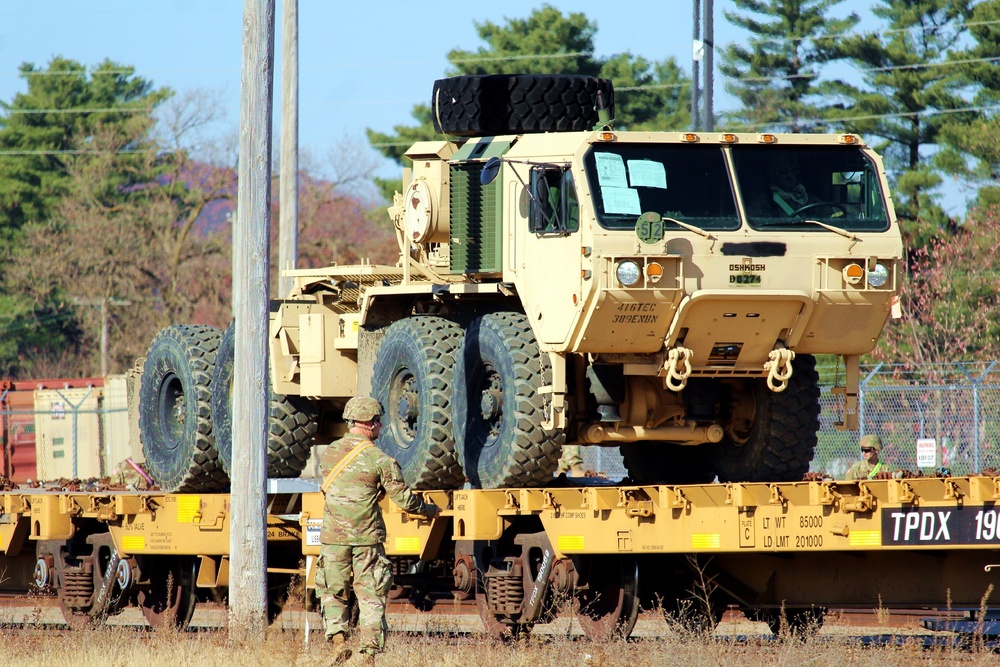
left=0, top=622, right=996, bottom=667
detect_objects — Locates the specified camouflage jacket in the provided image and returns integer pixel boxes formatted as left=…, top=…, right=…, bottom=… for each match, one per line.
left=846, top=459, right=883, bottom=480
left=319, top=432, right=436, bottom=545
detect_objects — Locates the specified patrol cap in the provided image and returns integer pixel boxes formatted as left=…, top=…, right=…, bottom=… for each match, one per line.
left=859, top=434, right=882, bottom=451
left=343, top=396, right=383, bottom=422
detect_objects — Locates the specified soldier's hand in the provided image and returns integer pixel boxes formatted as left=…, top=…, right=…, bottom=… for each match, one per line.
left=426, top=503, right=441, bottom=519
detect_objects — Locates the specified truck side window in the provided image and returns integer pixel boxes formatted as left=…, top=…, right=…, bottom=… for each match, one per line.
left=530, top=167, right=579, bottom=234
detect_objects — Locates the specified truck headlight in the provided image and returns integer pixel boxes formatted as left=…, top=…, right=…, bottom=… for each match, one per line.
left=616, top=260, right=641, bottom=287
left=867, top=263, right=889, bottom=288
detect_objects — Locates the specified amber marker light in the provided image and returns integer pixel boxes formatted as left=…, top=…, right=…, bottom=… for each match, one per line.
left=646, top=262, right=664, bottom=283
left=758, top=133, right=776, bottom=143
left=843, top=263, right=865, bottom=286
left=681, top=133, right=699, bottom=143
left=721, top=133, right=737, bottom=143
left=840, top=134, right=859, bottom=144
left=598, top=131, right=617, bottom=141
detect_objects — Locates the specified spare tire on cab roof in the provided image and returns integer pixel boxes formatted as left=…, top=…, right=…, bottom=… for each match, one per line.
left=432, top=74, right=615, bottom=137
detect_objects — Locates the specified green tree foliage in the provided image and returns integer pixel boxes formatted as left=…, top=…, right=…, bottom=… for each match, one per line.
left=720, top=0, right=860, bottom=131
left=367, top=4, right=690, bottom=169
left=5, top=114, right=234, bottom=377
left=934, top=0, right=1000, bottom=211
left=0, top=57, right=169, bottom=241
left=824, top=0, right=976, bottom=231
left=0, top=57, right=171, bottom=377
left=874, top=205, right=1000, bottom=365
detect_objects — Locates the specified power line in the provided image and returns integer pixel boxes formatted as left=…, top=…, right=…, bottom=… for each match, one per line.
left=0, top=149, right=157, bottom=156
left=4, top=108, right=153, bottom=115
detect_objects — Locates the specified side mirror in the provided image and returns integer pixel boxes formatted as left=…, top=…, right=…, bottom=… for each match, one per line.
left=480, top=156, right=502, bottom=185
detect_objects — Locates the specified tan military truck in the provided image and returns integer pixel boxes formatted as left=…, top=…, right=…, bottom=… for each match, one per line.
left=136, top=74, right=903, bottom=492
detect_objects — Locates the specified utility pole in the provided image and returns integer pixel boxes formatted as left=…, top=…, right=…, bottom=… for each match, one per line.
left=691, top=0, right=701, bottom=131
left=703, top=0, right=714, bottom=131
left=279, top=0, right=298, bottom=298
left=230, top=0, right=274, bottom=641
left=692, top=0, right=714, bottom=131
left=72, top=297, right=132, bottom=377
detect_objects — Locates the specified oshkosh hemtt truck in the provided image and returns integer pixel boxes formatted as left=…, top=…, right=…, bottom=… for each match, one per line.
left=136, top=74, right=903, bottom=493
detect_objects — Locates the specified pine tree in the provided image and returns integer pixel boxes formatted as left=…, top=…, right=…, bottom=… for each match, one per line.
left=933, top=0, right=1000, bottom=211
left=825, top=0, right=976, bottom=232
left=720, top=0, right=859, bottom=131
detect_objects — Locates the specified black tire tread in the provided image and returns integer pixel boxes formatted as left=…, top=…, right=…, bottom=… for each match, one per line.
left=714, top=354, right=821, bottom=483
left=372, top=316, right=465, bottom=489
left=454, top=312, right=564, bottom=488
left=139, top=324, right=226, bottom=493
left=212, top=320, right=319, bottom=480
left=432, top=74, right=615, bottom=137
left=267, top=394, right=318, bottom=477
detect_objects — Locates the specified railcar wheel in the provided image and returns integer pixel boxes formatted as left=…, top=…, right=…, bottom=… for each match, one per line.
left=452, top=312, right=564, bottom=489
left=136, top=556, right=197, bottom=630
left=713, top=354, right=821, bottom=482
left=371, top=316, right=465, bottom=489
left=574, top=556, right=640, bottom=642
left=140, top=324, right=226, bottom=492
left=212, top=320, right=318, bottom=479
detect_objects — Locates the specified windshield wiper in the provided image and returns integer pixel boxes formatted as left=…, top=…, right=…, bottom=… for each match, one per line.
left=800, top=218, right=860, bottom=242
left=663, top=216, right=716, bottom=240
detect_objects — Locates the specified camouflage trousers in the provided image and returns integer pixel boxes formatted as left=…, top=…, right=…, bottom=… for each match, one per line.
left=557, top=444, right=585, bottom=476
left=316, top=543, right=393, bottom=654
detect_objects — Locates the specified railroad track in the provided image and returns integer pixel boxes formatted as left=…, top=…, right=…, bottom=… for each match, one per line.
left=0, top=590, right=968, bottom=638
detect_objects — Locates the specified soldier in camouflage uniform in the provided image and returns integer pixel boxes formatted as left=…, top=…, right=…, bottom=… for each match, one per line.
left=846, top=434, right=887, bottom=480
left=316, top=396, right=440, bottom=664
left=556, top=444, right=586, bottom=477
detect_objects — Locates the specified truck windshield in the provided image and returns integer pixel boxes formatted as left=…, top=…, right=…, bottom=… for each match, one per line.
left=583, top=144, right=740, bottom=231
left=732, top=145, right=890, bottom=232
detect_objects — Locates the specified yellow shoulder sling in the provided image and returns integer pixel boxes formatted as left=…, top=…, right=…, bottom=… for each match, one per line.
left=321, top=440, right=375, bottom=493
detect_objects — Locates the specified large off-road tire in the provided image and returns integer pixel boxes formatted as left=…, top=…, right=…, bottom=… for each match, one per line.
left=212, top=320, right=317, bottom=479
left=371, top=316, right=465, bottom=489
left=712, top=354, right=821, bottom=483
left=139, top=324, right=227, bottom=493
left=620, top=443, right=716, bottom=485
left=452, top=312, right=564, bottom=489
left=432, top=74, right=615, bottom=137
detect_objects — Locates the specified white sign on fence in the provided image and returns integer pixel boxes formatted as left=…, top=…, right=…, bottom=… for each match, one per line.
left=916, top=438, right=937, bottom=468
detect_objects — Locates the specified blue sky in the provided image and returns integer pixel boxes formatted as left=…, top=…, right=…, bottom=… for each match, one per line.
left=0, top=1, right=968, bottom=212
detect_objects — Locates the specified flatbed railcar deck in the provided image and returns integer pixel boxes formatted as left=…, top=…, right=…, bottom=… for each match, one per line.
left=3, top=475, right=1000, bottom=638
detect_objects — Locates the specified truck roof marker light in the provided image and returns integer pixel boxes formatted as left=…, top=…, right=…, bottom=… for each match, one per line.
left=598, top=131, right=616, bottom=142
left=840, top=135, right=859, bottom=145
left=681, top=133, right=699, bottom=143
left=843, top=263, right=865, bottom=286
left=758, top=134, right=777, bottom=144
left=721, top=133, right=737, bottom=143
left=645, top=262, right=664, bottom=283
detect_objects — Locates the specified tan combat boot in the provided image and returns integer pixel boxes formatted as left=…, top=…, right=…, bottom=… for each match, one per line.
left=328, top=633, right=352, bottom=665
